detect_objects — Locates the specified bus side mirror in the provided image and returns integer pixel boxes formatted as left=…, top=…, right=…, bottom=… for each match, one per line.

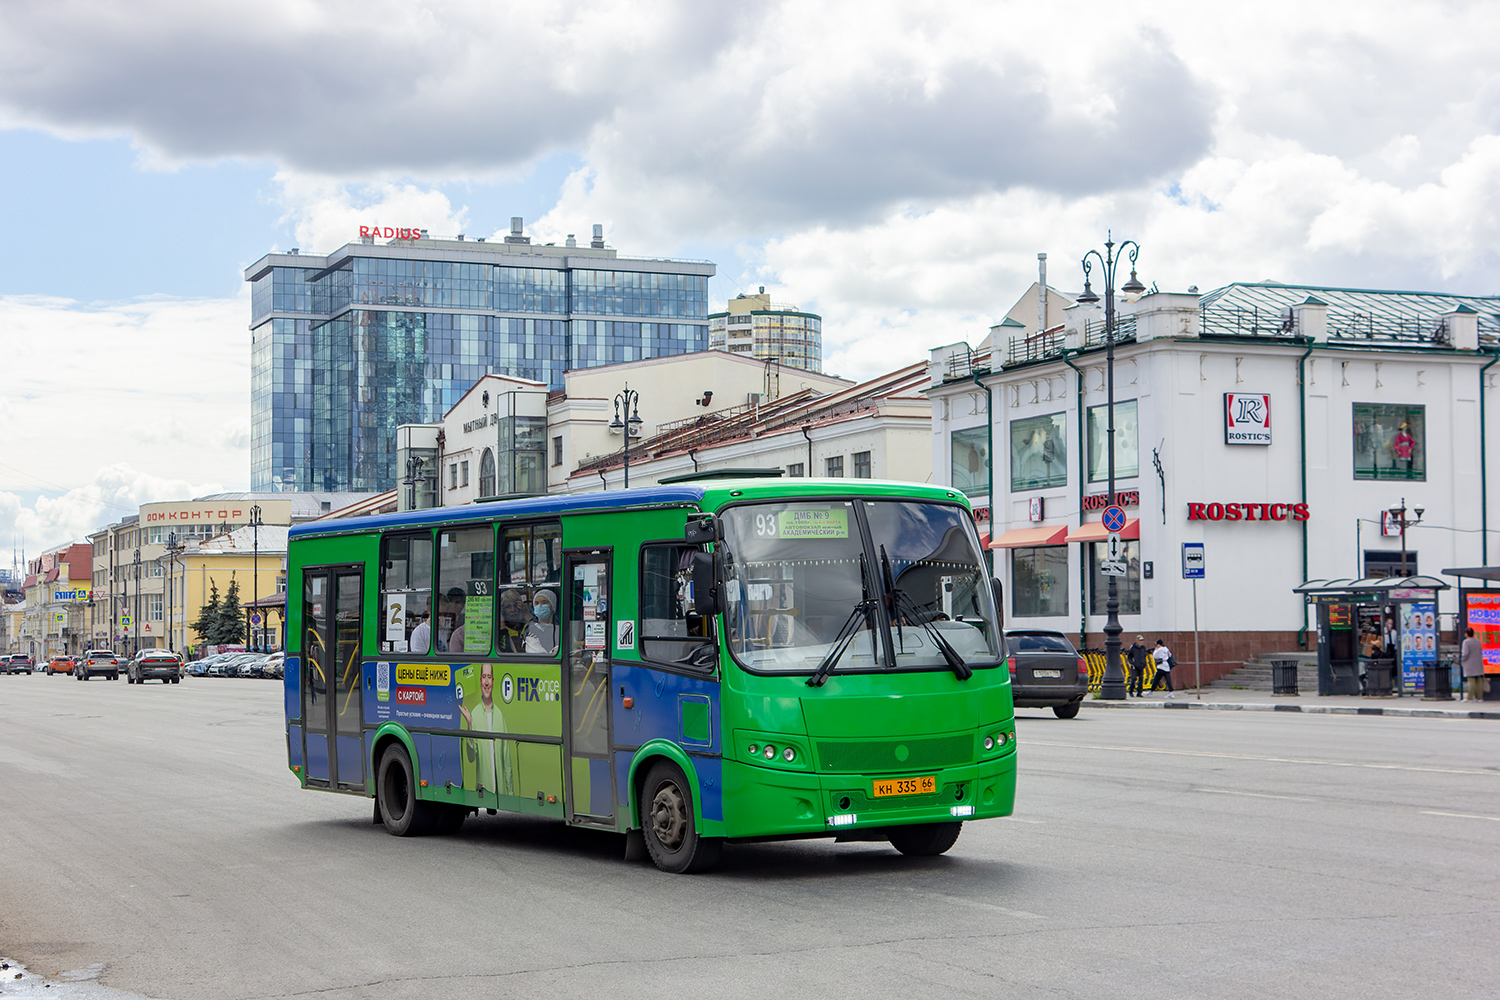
left=691, top=550, right=719, bottom=618
left=991, top=577, right=1005, bottom=634
left=684, top=515, right=717, bottom=545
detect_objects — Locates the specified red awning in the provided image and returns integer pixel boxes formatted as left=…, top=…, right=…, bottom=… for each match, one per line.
left=1065, top=518, right=1141, bottom=543
left=977, top=533, right=990, bottom=549
left=989, top=525, right=1069, bottom=549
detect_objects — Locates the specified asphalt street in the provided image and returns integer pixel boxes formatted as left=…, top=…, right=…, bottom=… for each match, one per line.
left=0, top=675, right=1495, bottom=1000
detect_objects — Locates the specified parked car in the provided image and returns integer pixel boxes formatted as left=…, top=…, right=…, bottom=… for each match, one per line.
left=262, top=651, right=286, bottom=679
left=186, top=654, right=222, bottom=677
left=48, top=655, right=76, bottom=675
left=77, top=649, right=122, bottom=681
left=4, top=653, right=35, bottom=675
left=127, top=650, right=183, bottom=684
left=1005, top=629, right=1090, bottom=719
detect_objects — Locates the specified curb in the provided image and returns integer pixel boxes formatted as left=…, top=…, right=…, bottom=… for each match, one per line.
left=1079, top=699, right=1500, bottom=720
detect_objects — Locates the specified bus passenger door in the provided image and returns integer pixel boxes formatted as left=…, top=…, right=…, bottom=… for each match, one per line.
left=301, top=567, right=366, bottom=791
left=562, top=551, right=615, bottom=826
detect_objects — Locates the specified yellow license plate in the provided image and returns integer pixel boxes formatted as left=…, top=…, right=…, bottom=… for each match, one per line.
left=872, top=775, right=936, bottom=798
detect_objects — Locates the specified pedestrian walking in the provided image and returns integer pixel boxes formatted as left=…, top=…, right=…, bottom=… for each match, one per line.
left=1461, top=627, right=1485, bottom=702
left=1151, top=639, right=1175, bottom=697
left=1126, top=635, right=1148, bottom=697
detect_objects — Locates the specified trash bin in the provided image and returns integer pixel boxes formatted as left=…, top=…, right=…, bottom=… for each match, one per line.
left=1423, top=662, right=1453, bottom=701
left=1271, top=658, right=1300, bottom=696
left=1364, top=657, right=1395, bottom=696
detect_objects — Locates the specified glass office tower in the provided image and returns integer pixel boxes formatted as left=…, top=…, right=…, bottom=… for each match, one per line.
left=246, top=229, right=713, bottom=492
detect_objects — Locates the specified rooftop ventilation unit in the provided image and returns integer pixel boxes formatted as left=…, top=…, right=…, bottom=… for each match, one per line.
left=591, top=224, right=605, bottom=249
left=505, top=216, right=531, bottom=245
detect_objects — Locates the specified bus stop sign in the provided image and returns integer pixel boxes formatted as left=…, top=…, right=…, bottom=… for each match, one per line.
left=1183, top=542, right=1206, bottom=579
left=1101, top=505, right=1126, bottom=533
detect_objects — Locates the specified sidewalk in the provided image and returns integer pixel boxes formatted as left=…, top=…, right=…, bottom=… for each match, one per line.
left=1079, top=685, right=1500, bottom=719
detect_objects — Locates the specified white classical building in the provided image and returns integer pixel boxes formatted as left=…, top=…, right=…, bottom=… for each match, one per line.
left=928, top=277, right=1500, bottom=681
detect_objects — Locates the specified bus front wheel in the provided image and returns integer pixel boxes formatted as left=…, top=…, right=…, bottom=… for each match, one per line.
left=887, top=822, right=962, bottom=857
left=639, top=760, right=722, bottom=874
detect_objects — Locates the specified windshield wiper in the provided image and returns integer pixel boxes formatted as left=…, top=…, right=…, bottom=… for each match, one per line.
left=881, top=545, right=972, bottom=681
left=806, top=555, right=875, bottom=688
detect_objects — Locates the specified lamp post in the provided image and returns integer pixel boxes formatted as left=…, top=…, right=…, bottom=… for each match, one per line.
left=132, top=547, right=141, bottom=657
left=609, top=383, right=644, bottom=488
left=1076, top=233, right=1145, bottom=701
left=402, top=455, right=427, bottom=511
left=248, top=505, right=263, bottom=650
left=1390, top=498, right=1424, bottom=575
left=165, top=532, right=183, bottom=653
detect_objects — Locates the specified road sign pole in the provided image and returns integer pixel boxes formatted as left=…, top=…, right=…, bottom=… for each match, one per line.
left=1194, top=579, right=1201, bottom=700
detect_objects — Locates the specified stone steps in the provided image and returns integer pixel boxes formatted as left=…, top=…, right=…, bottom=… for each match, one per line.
left=1209, top=653, right=1319, bottom=692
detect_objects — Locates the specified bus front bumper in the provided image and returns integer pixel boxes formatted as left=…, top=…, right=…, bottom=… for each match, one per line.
left=720, top=753, right=1016, bottom=840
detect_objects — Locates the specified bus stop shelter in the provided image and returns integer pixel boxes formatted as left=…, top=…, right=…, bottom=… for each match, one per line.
left=1441, top=567, right=1500, bottom=700
left=1293, top=576, right=1449, bottom=695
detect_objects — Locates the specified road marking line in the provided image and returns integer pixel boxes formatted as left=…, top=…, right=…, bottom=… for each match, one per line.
left=1025, top=740, right=1495, bottom=776
left=1193, top=787, right=1314, bottom=802
left=1421, top=810, right=1500, bottom=822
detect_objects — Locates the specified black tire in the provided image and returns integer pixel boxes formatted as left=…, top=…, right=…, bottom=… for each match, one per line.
left=377, top=744, right=437, bottom=837
left=111, top=672, right=118, bottom=680
left=1053, top=700, right=1081, bottom=719
left=887, top=821, right=963, bottom=857
left=639, top=760, right=722, bottom=873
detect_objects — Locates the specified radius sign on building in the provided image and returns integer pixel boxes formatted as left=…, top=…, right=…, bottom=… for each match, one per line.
left=1224, top=393, right=1272, bottom=445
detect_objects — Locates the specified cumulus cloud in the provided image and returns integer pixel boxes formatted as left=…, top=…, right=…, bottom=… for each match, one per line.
left=0, top=465, right=225, bottom=555
left=0, top=291, right=251, bottom=512
left=272, top=174, right=472, bottom=252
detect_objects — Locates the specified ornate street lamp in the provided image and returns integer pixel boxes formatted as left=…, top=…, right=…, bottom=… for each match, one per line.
left=165, top=531, right=184, bottom=654
left=248, top=505, right=264, bottom=651
left=1389, top=498, right=1424, bottom=575
left=609, top=383, right=644, bottom=488
left=1076, top=233, right=1145, bottom=701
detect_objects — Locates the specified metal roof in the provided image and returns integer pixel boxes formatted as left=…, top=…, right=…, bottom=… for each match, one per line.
left=1293, top=575, right=1450, bottom=595
left=1199, top=282, right=1500, bottom=345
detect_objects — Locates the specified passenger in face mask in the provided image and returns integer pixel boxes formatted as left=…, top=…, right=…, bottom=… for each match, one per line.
left=526, top=589, right=558, bottom=655
left=498, top=589, right=529, bottom=653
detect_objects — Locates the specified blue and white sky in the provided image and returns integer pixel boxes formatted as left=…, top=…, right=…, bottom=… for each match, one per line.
left=4, top=0, right=1500, bottom=554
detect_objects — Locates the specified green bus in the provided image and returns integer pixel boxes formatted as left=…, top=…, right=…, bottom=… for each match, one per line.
left=284, top=477, right=1016, bottom=872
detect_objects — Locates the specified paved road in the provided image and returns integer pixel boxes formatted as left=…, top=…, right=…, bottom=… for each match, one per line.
left=1, top=675, right=1495, bottom=999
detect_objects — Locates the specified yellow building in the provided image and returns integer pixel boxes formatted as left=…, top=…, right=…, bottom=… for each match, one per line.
left=706, top=288, right=823, bottom=372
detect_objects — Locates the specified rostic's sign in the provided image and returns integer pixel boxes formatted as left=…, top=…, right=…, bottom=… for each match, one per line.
left=1225, top=393, right=1272, bottom=445
left=1081, top=490, right=1140, bottom=512
left=1187, top=502, right=1309, bottom=522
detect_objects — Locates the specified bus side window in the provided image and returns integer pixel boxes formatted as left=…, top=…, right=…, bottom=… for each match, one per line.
left=437, top=526, right=495, bottom=656
left=640, top=543, right=715, bottom=669
left=500, top=522, right=562, bottom=656
left=381, top=533, right=433, bottom=654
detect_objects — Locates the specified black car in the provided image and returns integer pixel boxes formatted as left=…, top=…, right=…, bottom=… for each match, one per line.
left=4, top=653, right=35, bottom=675
left=1006, top=630, right=1089, bottom=718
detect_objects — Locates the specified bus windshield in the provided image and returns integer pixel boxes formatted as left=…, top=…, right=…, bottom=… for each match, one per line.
left=718, top=499, right=1001, bottom=676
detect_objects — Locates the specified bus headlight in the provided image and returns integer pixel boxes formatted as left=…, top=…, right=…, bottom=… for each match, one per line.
left=782, top=746, right=796, bottom=763
left=983, top=736, right=994, bottom=751
left=763, top=744, right=777, bottom=760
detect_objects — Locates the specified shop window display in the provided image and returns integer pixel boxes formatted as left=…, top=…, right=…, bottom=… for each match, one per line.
left=1353, top=403, right=1425, bottom=481
left=1087, top=400, right=1138, bottom=482
left=1011, top=546, right=1068, bottom=617
left=1009, top=414, right=1067, bottom=491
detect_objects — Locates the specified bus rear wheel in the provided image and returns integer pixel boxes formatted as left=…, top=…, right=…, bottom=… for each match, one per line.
left=639, top=760, right=721, bottom=874
left=377, top=744, right=441, bottom=837
left=887, top=821, right=962, bottom=857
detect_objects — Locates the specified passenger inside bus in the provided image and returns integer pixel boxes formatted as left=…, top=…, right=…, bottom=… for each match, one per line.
left=526, top=589, right=558, bottom=655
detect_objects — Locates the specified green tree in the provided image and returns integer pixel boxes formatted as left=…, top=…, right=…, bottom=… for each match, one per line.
left=191, top=581, right=221, bottom=648
left=216, top=576, right=245, bottom=646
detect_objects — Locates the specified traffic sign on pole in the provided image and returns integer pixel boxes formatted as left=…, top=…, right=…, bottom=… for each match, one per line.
left=1106, top=532, right=1124, bottom=562
left=1100, top=560, right=1128, bottom=577
left=1182, top=542, right=1206, bottom=579
left=1101, top=505, right=1127, bottom=533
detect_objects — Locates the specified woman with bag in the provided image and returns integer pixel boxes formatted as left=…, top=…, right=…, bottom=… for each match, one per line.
left=1151, top=639, right=1176, bottom=698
